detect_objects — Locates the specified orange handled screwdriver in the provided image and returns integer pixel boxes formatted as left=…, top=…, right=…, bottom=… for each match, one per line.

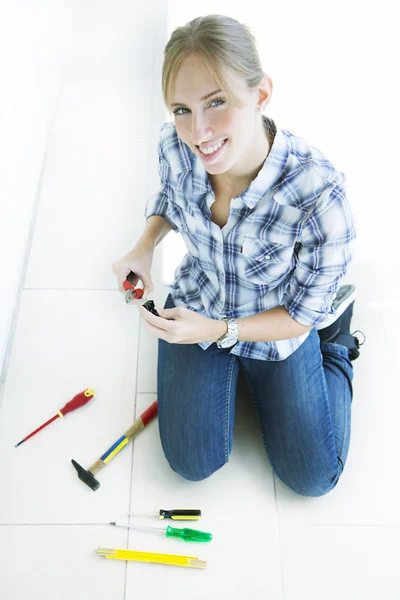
left=15, top=388, right=95, bottom=447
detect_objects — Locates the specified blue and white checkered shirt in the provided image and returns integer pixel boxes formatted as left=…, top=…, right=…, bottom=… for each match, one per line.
left=145, top=115, right=356, bottom=361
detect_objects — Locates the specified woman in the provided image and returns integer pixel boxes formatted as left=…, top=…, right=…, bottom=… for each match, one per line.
left=113, top=14, right=365, bottom=497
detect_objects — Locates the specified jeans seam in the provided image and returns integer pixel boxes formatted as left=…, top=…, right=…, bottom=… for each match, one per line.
left=321, top=339, right=353, bottom=477
left=336, top=367, right=352, bottom=474
left=322, top=379, right=342, bottom=487
left=224, top=354, right=237, bottom=463
left=338, top=376, right=347, bottom=467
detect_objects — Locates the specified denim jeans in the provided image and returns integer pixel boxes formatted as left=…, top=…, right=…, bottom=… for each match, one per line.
left=157, top=294, right=353, bottom=497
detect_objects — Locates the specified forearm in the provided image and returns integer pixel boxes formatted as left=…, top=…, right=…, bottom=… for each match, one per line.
left=212, top=305, right=313, bottom=343
left=138, top=215, right=174, bottom=249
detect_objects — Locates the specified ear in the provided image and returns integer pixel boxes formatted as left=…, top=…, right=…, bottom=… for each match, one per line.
left=256, top=74, right=273, bottom=112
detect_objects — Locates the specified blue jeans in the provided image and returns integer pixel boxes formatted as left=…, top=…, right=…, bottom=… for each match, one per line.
left=157, top=294, right=353, bottom=497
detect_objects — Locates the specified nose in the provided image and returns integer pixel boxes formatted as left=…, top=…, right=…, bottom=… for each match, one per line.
left=190, top=112, right=213, bottom=147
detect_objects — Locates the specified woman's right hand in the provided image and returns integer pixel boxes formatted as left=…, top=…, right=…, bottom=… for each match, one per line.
left=112, top=241, right=155, bottom=300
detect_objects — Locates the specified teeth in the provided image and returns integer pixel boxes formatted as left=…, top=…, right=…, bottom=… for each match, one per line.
left=199, top=139, right=226, bottom=155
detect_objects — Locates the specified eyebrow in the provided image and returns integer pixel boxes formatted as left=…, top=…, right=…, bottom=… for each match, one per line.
left=170, top=89, right=223, bottom=108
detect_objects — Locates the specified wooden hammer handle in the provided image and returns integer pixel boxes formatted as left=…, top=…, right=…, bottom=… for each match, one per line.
left=124, top=400, right=158, bottom=439
left=88, top=401, right=158, bottom=475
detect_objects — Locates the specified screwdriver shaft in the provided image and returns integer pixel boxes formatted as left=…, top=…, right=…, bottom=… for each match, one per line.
left=111, top=522, right=163, bottom=534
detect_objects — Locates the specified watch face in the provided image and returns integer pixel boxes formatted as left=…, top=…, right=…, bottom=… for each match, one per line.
left=217, top=318, right=238, bottom=349
left=220, top=336, right=237, bottom=348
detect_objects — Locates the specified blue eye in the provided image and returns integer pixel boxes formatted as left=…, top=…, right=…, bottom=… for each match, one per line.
left=172, top=98, right=225, bottom=116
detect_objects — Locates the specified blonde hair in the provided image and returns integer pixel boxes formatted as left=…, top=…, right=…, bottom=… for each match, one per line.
left=162, top=14, right=267, bottom=113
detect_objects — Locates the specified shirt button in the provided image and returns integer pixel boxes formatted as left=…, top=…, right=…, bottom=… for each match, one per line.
left=265, top=255, right=271, bottom=260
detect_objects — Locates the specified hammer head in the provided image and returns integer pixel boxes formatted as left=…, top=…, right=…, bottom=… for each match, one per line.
left=71, top=459, right=100, bottom=491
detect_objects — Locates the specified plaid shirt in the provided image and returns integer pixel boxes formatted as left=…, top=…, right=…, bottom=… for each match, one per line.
left=145, top=115, right=356, bottom=361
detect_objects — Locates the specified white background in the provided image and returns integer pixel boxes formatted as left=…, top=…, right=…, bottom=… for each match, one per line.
left=0, top=2, right=399, bottom=599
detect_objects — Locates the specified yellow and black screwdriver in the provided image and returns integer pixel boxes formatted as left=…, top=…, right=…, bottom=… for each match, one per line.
left=127, top=509, right=201, bottom=521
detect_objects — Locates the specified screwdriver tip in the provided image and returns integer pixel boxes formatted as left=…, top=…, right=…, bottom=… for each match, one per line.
left=15, top=440, right=24, bottom=448
left=109, top=521, right=116, bottom=526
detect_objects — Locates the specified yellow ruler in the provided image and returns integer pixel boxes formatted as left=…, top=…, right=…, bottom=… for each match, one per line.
left=97, top=547, right=206, bottom=569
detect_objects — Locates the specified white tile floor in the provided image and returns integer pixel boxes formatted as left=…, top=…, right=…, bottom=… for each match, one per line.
left=1, top=6, right=400, bottom=600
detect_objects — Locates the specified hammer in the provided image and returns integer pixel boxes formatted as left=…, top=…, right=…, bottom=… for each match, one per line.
left=71, top=400, right=158, bottom=491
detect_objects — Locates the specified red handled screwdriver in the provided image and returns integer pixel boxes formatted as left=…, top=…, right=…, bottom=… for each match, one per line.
left=15, top=388, right=95, bottom=447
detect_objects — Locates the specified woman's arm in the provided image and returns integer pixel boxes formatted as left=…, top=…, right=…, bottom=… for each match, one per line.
left=138, top=215, right=174, bottom=249
left=205, top=305, right=312, bottom=344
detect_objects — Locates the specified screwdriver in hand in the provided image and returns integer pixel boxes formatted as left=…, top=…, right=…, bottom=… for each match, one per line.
left=110, top=522, right=212, bottom=542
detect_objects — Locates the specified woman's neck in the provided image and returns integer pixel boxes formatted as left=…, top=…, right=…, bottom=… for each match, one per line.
left=209, top=117, right=275, bottom=194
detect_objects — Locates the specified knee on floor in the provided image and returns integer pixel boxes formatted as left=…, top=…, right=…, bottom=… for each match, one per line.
left=166, top=455, right=228, bottom=482
left=276, top=468, right=341, bottom=498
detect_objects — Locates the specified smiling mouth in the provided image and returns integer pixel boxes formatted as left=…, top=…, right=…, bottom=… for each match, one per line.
left=196, top=138, right=228, bottom=156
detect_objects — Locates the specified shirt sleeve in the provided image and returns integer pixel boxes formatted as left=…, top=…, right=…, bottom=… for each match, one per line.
left=144, top=127, right=178, bottom=231
left=282, top=180, right=357, bottom=327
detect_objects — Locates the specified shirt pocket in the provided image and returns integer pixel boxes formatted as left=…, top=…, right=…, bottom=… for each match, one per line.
left=241, top=236, right=295, bottom=286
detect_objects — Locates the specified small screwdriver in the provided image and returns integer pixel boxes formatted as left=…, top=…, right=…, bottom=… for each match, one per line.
left=110, top=522, right=212, bottom=542
left=127, top=509, right=201, bottom=520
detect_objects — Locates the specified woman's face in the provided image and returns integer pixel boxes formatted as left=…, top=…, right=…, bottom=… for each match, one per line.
left=170, top=53, right=271, bottom=181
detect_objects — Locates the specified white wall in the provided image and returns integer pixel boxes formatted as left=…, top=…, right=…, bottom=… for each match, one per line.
left=1, top=0, right=399, bottom=380
left=0, top=1, right=68, bottom=380
left=0, top=0, right=169, bottom=383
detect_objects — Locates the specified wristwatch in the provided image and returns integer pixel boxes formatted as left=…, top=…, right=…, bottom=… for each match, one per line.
left=216, top=316, right=239, bottom=348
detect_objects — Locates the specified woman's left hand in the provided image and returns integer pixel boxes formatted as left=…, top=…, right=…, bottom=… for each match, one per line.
left=136, top=304, right=227, bottom=344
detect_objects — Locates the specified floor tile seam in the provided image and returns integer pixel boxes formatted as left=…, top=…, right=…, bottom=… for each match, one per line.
left=0, top=521, right=400, bottom=528
left=3, top=523, right=400, bottom=527
left=278, top=523, right=400, bottom=528
left=124, top=33, right=158, bottom=595
left=274, top=476, right=287, bottom=599
left=0, top=522, right=118, bottom=527
left=21, top=286, right=166, bottom=292
left=126, top=316, right=141, bottom=529
left=0, top=89, right=62, bottom=410
left=21, top=288, right=125, bottom=292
